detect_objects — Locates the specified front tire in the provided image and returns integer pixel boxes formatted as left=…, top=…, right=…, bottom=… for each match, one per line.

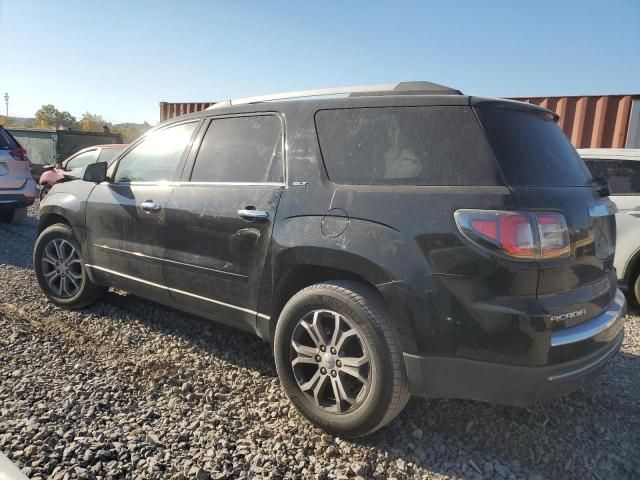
left=34, top=223, right=106, bottom=308
left=274, top=281, right=410, bottom=438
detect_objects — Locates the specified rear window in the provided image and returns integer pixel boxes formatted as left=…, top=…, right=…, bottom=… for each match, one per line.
left=583, top=159, right=640, bottom=195
left=476, top=107, right=592, bottom=187
left=0, top=128, right=16, bottom=149
left=315, top=106, right=501, bottom=186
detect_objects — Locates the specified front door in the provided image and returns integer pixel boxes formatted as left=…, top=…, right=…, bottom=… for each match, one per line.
left=163, top=114, right=285, bottom=330
left=85, top=120, right=200, bottom=299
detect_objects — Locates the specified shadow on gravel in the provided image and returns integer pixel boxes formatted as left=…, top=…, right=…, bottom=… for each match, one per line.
left=3, top=208, right=638, bottom=478
left=96, top=289, right=639, bottom=479
left=0, top=218, right=37, bottom=269
left=354, top=352, right=639, bottom=479
left=99, top=290, right=277, bottom=377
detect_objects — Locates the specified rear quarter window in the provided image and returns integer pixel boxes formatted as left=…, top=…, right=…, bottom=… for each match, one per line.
left=476, top=107, right=592, bottom=187
left=315, top=106, right=501, bottom=186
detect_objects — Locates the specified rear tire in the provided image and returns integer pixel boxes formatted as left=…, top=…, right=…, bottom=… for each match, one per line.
left=34, top=223, right=106, bottom=308
left=274, top=280, right=410, bottom=438
left=0, top=207, right=27, bottom=224
left=10, top=207, right=27, bottom=225
left=632, top=272, right=640, bottom=306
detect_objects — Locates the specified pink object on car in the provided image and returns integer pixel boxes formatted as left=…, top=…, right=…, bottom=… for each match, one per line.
left=39, top=144, right=127, bottom=200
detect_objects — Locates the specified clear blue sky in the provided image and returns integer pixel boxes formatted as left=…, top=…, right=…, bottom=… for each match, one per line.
left=1, top=0, right=638, bottom=124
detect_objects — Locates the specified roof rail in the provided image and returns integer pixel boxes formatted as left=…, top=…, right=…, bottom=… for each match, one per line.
left=207, top=81, right=462, bottom=109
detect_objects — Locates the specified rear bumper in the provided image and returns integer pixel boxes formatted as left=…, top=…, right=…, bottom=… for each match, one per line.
left=0, top=178, right=37, bottom=207
left=404, top=289, right=626, bottom=406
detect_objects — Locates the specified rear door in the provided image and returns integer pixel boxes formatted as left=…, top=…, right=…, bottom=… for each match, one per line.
left=475, top=107, right=617, bottom=300
left=162, top=114, right=285, bottom=330
left=85, top=121, right=199, bottom=297
left=582, top=156, right=640, bottom=280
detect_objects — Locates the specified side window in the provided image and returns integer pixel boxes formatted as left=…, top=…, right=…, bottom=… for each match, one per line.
left=114, top=122, right=197, bottom=183
left=315, top=107, right=499, bottom=186
left=584, top=159, right=640, bottom=195
left=97, top=148, right=122, bottom=166
left=65, top=150, right=96, bottom=169
left=190, top=115, right=283, bottom=183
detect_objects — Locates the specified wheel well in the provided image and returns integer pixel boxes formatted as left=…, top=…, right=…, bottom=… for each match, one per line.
left=623, top=249, right=640, bottom=289
left=270, top=265, right=379, bottom=332
left=38, top=213, right=70, bottom=234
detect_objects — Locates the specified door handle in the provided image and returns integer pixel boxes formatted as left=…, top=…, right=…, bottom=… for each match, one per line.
left=140, top=201, right=161, bottom=212
left=237, top=208, right=269, bottom=221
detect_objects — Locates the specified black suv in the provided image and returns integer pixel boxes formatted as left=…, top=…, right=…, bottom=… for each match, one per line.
left=34, top=82, right=626, bottom=437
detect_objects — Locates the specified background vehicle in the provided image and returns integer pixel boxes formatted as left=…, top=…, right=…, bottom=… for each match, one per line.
left=580, top=148, right=640, bottom=303
left=35, top=82, right=625, bottom=437
left=39, top=144, right=127, bottom=199
left=8, top=128, right=123, bottom=182
left=0, top=126, right=36, bottom=224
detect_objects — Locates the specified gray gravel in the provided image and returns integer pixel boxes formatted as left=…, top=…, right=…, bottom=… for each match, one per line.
left=0, top=205, right=639, bottom=480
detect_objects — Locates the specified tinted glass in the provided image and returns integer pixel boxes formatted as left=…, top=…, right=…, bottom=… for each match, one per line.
left=315, top=106, right=500, bottom=186
left=114, top=122, right=196, bottom=183
left=97, top=147, right=123, bottom=166
left=476, top=107, right=592, bottom=186
left=65, top=151, right=96, bottom=169
left=0, top=128, right=16, bottom=149
left=191, top=116, right=283, bottom=183
left=584, top=159, right=640, bottom=195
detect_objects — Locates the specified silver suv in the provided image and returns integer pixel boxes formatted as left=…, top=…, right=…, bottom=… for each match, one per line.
left=580, top=148, right=640, bottom=303
left=0, top=126, right=37, bottom=224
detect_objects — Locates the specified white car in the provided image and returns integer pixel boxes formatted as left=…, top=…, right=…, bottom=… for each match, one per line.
left=580, top=148, right=640, bottom=303
left=0, top=126, right=37, bottom=224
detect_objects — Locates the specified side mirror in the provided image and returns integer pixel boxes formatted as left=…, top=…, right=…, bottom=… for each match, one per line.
left=82, top=162, right=108, bottom=183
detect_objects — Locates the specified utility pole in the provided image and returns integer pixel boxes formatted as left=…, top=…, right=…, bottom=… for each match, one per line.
left=3, top=93, right=8, bottom=117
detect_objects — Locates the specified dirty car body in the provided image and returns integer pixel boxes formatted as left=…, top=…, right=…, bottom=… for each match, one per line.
left=36, top=82, right=626, bottom=436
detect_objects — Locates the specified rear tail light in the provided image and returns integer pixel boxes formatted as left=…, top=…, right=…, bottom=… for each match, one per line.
left=455, top=209, right=570, bottom=260
left=536, top=214, right=570, bottom=258
left=10, top=147, right=30, bottom=165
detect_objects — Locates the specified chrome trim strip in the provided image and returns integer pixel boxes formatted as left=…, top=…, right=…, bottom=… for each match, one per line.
left=548, top=333, right=623, bottom=382
left=94, top=244, right=248, bottom=279
left=110, top=181, right=285, bottom=187
left=551, top=289, right=626, bottom=347
left=85, top=264, right=270, bottom=320
left=588, top=200, right=618, bottom=217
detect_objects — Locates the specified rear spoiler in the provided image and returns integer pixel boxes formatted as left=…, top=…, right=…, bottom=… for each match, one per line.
left=470, top=97, right=559, bottom=122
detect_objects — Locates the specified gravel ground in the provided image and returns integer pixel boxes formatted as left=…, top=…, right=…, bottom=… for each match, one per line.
left=0, top=205, right=639, bottom=480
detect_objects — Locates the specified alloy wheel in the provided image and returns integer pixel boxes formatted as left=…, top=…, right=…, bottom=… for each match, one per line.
left=41, top=239, right=84, bottom=298
left=290, top=309, right=371, bottom=414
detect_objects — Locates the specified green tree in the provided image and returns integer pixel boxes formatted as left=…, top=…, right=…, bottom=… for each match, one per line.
left=0, top=115, right=15, bottom=127
left=77, top=112, right=107, bottom=132
left=34, top=105, right=76, bottom=129
left=111, top=122, right=151, bottom=143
